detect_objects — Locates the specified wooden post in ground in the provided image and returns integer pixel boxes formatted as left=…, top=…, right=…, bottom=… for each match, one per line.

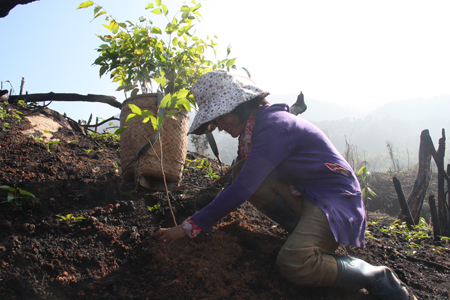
left=429, top=195, right=441, bottom=240
left=436, top=129, right=448, bottom=236
left=393, top=177, right=415, bottom=228
left=447, top=165, right=450, bottom=236
left=398, top=130, right=432, bottom=224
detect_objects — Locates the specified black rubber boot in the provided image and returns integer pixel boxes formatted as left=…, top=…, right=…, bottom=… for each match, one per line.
left=331, top=255, right=416, bottom=300
left=258, top=194, right=300, bottom=233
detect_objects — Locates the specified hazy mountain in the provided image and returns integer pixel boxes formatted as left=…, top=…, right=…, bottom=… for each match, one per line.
left=369, top=95, right=450, bottom=120
left=199, top=95, right=450, bottom=170
left=267, top=94, right=367, bottom=122
left=97, top=94, right=450, bottom=171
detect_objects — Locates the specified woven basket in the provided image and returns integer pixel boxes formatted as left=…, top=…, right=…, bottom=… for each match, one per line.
left=120, top=94, right=189, bottom=187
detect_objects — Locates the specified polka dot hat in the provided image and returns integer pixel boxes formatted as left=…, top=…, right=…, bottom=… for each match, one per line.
left=188, top=70, right=269, bottom=135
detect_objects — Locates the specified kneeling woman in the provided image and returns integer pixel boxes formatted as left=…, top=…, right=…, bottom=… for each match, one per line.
left=156, top=70, right=414, bottom=300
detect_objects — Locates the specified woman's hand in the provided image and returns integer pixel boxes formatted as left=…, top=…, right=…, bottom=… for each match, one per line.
left=156, top=225, right=187, bottom=244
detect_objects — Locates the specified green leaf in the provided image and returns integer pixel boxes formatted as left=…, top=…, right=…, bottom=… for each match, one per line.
left=181, top=9, right=190, bottom=19
left=154, top=75, right=167, bottom=88
left=175, top=88, right=189, bottom=99
left=177, top=99, right=191, bottom=112
left=151, top=8, right=162, bottom=15
left=128, top=104, right=142, bottom=115
left=367, top=187, right=377, bottom=197
left=166, top=109, right=179, bottom=116
left=226, top=58, right=236, bottom=67
left=145, top=3, right=154, bottom=9
left=141, top=110, right=154, bottom=117
left=114, top=126, right=128, bottom=134
left=151, top=27, right=162, bottom=34
left=77, top=1, right=94, bottom=9
left=147, top=204, right=160, bottom=211
left=126, top=113, right=137, bottom=122
left=155, top=0, right=162, bottom=6
left=159, top=94, right=172, bottom=108
left=142, top=116, right=150, bottom=123
left=18, top=189, right=35, bottom=198
left=192, top=3, right=201, bottom=11
left=111, top=22, right=120, bottom=34
left=161, top=4, right=169, bottom=15
left=93, top=5, right=101, bottom=14
left=357, top=166, right=365, bottom=174
left=93, top=10, right=106, bottom=21
left=0, top=185, right=15, bottom=192
left=131, top=88, right=139, bottom=98
left=177, top=25, right=192, bottom=36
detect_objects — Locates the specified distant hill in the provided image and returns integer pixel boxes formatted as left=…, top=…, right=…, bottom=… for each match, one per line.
left=97, top=94, right=450, bottom=171
left=369, top=94, right=450, bottom=120
left=201, top=94, right=450, bottom=169
left=311, top=95, right=450, bottom=171
left=267, top=94, right=367, bottom=122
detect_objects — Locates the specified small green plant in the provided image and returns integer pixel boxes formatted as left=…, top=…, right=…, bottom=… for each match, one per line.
left=15, top=99, right=28, bottom=108
left=205, top=162, right=219, bottom=179
left=184, top=157, right=219, bottom=179
left=34, top=130, right=61, bottom=152
left=0, top=184, right=36, bottom=210
left=88, top=130, right=120, bottom=144
left=184, top=158, right=206, bottom=171
left=56, top=214, right=86, bottom=227
left=180, top=189, right=190, bottom=199
left=69, top=194, right=84, bottom=201
left=0, top=102, right=23, bottom=130
left=113, top=162, right=121, bottom=173
left=83, top=148, right=94, bottom=154
left=147, top=204, right=160, bottom=212
left=357, top=166, right=377, bottom=214
left=380, top=218, right=432, bottom=245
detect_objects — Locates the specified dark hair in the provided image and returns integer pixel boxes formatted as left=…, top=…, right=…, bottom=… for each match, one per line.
left=231, top=96, right=270, bottom=124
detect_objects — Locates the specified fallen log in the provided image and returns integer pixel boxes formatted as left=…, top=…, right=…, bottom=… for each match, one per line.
left=9, top=92, right=122, bottom=109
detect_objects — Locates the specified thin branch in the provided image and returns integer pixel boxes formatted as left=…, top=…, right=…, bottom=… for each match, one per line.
left=9, top=92, right=122, bottom=109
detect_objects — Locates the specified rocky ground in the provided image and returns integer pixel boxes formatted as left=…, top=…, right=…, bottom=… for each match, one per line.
left=0, top=103, right=449, bottom=300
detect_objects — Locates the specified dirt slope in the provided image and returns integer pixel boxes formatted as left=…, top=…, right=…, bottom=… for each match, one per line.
left=0, top=104, right=449, bottom=300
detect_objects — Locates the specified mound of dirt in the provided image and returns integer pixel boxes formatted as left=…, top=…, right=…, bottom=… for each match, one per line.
left=0, top=104, right=449, bottom=300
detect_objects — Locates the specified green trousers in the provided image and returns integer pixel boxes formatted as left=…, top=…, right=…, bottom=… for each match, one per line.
left=232, top=159, right=339, bottom=286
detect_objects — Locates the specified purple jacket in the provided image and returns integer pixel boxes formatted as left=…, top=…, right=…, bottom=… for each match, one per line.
left=192, top=103, right=366, bottom=248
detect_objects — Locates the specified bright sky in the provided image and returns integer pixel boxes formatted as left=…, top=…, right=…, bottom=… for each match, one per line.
left=2, top=0, right=450, bottom=121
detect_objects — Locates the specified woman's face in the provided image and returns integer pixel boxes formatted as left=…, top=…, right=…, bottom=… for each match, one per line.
left=212, top=113, right=245, bottom=138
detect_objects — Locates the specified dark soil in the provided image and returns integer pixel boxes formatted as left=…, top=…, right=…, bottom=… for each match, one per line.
left=0, top=104, right=449, bottom=300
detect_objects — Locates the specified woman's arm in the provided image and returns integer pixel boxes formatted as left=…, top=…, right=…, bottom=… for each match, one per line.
left=192, top=119, right=295, bottom=233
